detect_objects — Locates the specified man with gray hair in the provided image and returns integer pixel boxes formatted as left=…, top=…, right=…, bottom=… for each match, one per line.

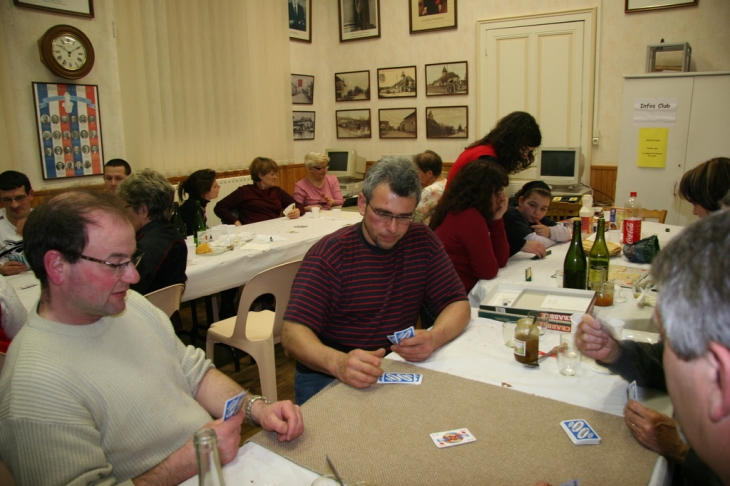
left=282, top=157, right=470, bottom=404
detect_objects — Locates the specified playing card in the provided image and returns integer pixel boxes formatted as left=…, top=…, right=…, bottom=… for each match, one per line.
left=387, top=334, right=398, bottom=345
left=223, top=391, right=246, bottom=421
left=560, top=419, right=601, bottom=445
left=628, top=380, right=638, bottom=401
left=430, top=428, right=477, bottom=448
left=394, top=326, right=415, bottom=344
left=377, top=372, right=423, bottom=384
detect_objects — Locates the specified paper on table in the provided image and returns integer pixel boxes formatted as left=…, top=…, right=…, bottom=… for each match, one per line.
left=541, top=295, right=593, bottom=311
left=282, top=203, right=295, bottom=216
left=255, top=234, right=288, bottom=242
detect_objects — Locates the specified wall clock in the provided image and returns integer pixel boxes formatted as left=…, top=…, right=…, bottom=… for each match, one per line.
left=38, top=25, right=95, bottom=79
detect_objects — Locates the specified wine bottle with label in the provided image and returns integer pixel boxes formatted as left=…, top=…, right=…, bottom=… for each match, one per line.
left=193, top=200, right=207, bottom=246
left=563, top=219, right=587, bottom=289
left=588, top=217, right=610, bottom=288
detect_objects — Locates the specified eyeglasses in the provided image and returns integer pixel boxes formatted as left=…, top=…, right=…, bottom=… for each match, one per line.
left=78, top=252, right=144, bottom=277
left=311, top=165, right=329, bottom=171
left=367, top=203, right=413, bottom=225
left=0, top=194, right=28, bottom=205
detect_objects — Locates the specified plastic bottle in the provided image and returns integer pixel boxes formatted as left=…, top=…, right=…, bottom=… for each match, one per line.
left=563, top=219, right=587, bottom=290
left=579, top=194, right=594, bottom=238
left=194, top=428, right=226, bottom=486
left=623, top=192, right=643, bottom=245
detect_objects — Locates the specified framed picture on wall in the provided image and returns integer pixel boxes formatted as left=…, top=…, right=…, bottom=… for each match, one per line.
left=426, top=105, right=468, bottom=139
left=625, top=0, right=697, bottom=13
left=293, top=111, right=315, bottom=140
left=14, top=0, right=94, bottom=17
left=291, top=74, right=314, bottom=104
left=32, top=82, right=104, bottom=180
left=288, top=0, right=312, bottom=42
left=425, top=61, right=467, bottom=96
left=377, top=66, right=417, bottom=99
left=338, top=0, right=380, bottom=42
left=409, top=0, right=457, bottom=33
left=379, top=108, right=417, bottom=139
left=335, top=70, right=370, bottom=101
left=336, top=109, right=371, bottom=138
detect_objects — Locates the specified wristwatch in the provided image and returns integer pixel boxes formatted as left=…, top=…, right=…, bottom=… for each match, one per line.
left=244, top=395, right=270, bottom=426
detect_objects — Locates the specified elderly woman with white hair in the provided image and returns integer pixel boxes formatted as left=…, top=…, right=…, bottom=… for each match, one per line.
left=293, top=152, right=344, bottom=212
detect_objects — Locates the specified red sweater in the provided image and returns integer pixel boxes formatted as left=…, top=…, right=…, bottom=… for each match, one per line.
left=214, top=184, right=304, bottom=225
left=446, top=144, right=498, bottom=188
left=434, top=207, right=509, bottom=293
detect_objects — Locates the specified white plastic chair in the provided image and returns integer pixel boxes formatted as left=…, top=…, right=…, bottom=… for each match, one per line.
left=205, top=260, right=302, bottom=402
left=144, top=283, right=186, bottom=318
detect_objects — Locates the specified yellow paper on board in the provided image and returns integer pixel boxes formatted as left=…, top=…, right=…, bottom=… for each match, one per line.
left=637, top=127, right=668, bottom=168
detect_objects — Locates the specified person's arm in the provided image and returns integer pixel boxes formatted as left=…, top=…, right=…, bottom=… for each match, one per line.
left=327, top=176, right=344, bottom=206
left=623, top=400, right=689, bottom=463
left=413, top=184, right=439, bottom=224
left=281, top=320, right=386, bottom=389
left=293, top=180, right=307, bottom=208
left=460, top=211, right=503, bottom=281
left=503, top=206, right=536, bottom=257
left=546, top=220, right=571, bottom=242
left=214, top=187, right=245, bottom=225
left=277, top=187, right=305, bottom=219
left=487, top=218, right=510, bottom=268
left=0, top=261, right=28, bottom=276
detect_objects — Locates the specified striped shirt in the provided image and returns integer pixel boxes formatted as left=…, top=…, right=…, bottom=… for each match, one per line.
left=285, top=222, right=467, bottom=353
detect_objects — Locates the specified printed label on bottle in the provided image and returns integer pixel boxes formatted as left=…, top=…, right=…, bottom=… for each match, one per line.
left=589, top=267, right=606, bottom=285
left=581, top=216, right=591, bottom=234
left=514, top=339, right=526, bottom=356
left=623, top=218, right=642, bottom=245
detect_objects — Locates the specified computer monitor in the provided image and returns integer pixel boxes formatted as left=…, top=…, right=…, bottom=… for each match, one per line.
left=536, top=147, right=582, bottom=188
left=325, top=148, right=366, bottom=180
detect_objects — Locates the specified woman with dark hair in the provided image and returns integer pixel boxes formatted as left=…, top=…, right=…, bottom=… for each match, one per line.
left=503, top=180, right=570, bottom=258
left=431, top=158, right=510, bottom=292
left=177, top=169, right=220, bottom=236
left=447, top=111, right=542, bottom=185
left=678, top=157, right=730, bottom=217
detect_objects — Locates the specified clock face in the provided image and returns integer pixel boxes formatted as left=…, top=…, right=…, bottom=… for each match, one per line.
left=51, top=34, right=88, bottom=71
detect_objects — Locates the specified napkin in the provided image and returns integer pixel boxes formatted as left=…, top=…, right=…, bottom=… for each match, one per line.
left=282, top=203, right=295, bottom=216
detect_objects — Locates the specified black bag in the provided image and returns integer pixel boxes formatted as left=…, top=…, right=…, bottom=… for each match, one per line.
left=622, top=235, right=661, bottom=264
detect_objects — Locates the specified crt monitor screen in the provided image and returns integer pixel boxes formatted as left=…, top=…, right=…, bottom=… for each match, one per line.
left=328, top=152, right=349, bottom=172
left=540, top=150, right=577, bottom=177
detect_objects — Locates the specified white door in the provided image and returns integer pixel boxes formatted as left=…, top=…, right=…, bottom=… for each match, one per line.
left=479, top=12, right=593, bottom=182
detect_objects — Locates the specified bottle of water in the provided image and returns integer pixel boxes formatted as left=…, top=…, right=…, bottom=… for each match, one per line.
left=194, top=428, right=226, bottom=486
left=623, top=192, right=642, bottom=245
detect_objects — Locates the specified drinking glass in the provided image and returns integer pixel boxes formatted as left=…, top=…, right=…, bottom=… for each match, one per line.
left=557, top=334, right=582, bottom=376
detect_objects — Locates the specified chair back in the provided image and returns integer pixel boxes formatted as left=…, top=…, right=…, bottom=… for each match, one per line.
left=145, top=283, right=186, bottom=318
left=642, top=209, right=667, bottom=224
left=546, top=201, right=582, bottom=222
left=232, top=260, right=302, bottom=342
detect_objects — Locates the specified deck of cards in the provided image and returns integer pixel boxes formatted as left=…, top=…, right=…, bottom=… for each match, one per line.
left=387, top=325, right=415, bottom=345
left=560, top=419, right=601, bottom=445
left=223, top=391, right=246, bottom=421
left=430, top=428, right=477, bottom=448
left=628, top=380, right=638, bottom=401
left=377, top=372, right=423, bottom=384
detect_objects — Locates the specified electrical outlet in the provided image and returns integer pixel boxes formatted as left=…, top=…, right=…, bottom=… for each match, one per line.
left=592, top=137, right=599, bottom=146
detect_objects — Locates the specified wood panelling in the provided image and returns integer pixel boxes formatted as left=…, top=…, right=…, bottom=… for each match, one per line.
left=590, top=165, right=617, bottom=205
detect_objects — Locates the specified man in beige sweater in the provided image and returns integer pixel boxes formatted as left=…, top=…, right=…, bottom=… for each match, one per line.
left=0, top=191, right=303, bottom=486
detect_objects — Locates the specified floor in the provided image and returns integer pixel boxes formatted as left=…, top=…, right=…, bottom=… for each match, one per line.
left=178, top=298, right=297, bottom=443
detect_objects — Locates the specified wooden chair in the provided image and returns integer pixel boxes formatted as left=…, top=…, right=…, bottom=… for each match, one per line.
left=545, top=201, right=582, bottom=222
left=641, top=209, right=667, bottom=224
left=205, top=260, right=302, bottom=402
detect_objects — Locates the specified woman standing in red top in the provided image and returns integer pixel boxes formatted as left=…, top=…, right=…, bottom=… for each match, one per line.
left=431, top=158, right=510, bottom=293
left=448, top=111, right=542, bottom=186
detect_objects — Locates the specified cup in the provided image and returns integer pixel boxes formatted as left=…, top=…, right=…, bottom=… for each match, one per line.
left=604, top=318, right=625, bottom=340
left=210, top=227, right=222, bottom=241
left=332, top=208, right=342, bottom=220
left=557, top=334, right=582, bottom=376
left=502, top=321, right=517, bottom=348
left=536, top=315, right=549, bottom=335
left=570, top=313, right=584, bottom=330
left=311, top=206, right=320, bottom=218
left=606, top=230, right=622, bottom=244
left=592, top=281, right=615, bottom=307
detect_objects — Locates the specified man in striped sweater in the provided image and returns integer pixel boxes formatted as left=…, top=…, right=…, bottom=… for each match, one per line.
left=282, top=157, right=471, bottom=404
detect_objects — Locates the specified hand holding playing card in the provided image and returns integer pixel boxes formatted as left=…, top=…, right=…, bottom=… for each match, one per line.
left=253, top=400, right=305, bottom=442
left=574, top=315, right=621, bottom=364
left=623, top=400, right=689, bottom=463
left=335, top=348, right=386, bottom=388
left=392, top=329, right=437, bottom=362
left=198, top=413, right=244, bottom=465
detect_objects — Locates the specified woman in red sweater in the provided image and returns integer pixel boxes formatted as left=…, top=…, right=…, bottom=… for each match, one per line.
left=447, top=111, right=542, bottom=185
left=431, top=158, right=510, bottom=293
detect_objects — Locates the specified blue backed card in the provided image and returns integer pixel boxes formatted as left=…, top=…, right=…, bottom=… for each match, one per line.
left=560, top=419, right=601, bottom=445
left=377, top=372, right=423, bottom=384
left=223, top=391, right=246, bottom=421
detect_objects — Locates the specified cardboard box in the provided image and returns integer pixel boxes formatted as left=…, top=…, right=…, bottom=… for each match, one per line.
left=478, top=283, right=596, bottom=332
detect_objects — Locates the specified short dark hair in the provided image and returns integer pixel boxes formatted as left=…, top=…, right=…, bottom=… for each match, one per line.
left=363, top=157, right=421, bottom=205
left=104, top=159, right=132, bottom=176
left=468, top=111, right=542, bottom=174
left=678, top=157, right=730, bottom=213
left=515, top=180, right=552, bottom=201
left=178, top=169, right=217, bottom=201
left=414, top=150, right=443, bottom=177
left=23, top=191, right=129, bottom=286
left=0, top=171, right=31, bottom=194
left=249, top=157, right=278, bottom=182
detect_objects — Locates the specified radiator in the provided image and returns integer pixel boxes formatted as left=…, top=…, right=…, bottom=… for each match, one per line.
left=206, top=175, right=253, bottom=227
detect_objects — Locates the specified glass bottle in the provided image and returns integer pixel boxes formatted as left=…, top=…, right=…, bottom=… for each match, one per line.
left=563, top=219, right=587, bottom=290
left=193, top=200, right=207, bottom=246
left=171, top=202, right=187, bottom=237
left=194, top=428, right=226, bottom=486
left=588, top=217, right=610, bottom=289
left=513, top=317, right=539, bottom=364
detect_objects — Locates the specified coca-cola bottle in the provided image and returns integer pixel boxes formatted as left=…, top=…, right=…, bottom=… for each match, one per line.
left=622, top=192, right=642, bottom=245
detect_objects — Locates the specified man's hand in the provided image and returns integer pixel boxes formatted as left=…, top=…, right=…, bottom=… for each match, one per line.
left=530, top=223, right=551, bottom=238
left=624, top=400, right=689, bottom=463
left=287, top=208, right=301, bottom=219
left=251, top=400, right=304, bottom=442
left=204, top=413, right=245, bottom=465
left=392, top=329, right=436, bottom=362
left=0, top=261, right=28, bottom=276
left=521, top=240, right=547, bottom=258
left=575, top=314, right=621, bottom=363
left=335, top=348, right=385, bottom=388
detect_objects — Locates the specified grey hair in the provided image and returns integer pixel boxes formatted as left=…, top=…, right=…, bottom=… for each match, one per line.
left=652, top=210, right=730, bottom=360
left=304, top=152, right=330, bottom=169
left=362, top=157, right=421, bottom=206
left=117, top=168, right=175, bottom=222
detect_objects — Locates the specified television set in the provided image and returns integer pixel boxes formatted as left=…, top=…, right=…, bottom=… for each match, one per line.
left=536, top=147, right=582, bottom=189
left=325, top=148, right=367, bottom=180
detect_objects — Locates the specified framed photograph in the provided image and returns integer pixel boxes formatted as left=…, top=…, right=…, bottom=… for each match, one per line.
left=336, top=109, right=371, bottom=139
left=293, top=111, right=315, bottom=140
left=288, top=0, right=312, bottom=42
left=409, top=0, right=456, bottom=33
left=338, top=0, right=380, bottom=42
left=426, top=105, right=468, bottom=139
left=32, top=82, right=104, bottom=180
left=379, top=108, right=417, bottom=139
left=13, top=0, right=93, bottom=17
left=377, top=66, right=417, bottom=99
left=425, top=61, right=467, bottom=96
left=291, top=74, right=314, bottom=104
left=626, top=0, right=697, bottom=12
left=335, top=70, right=370, bottom=101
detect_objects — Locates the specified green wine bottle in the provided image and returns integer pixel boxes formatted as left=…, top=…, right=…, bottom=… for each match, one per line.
left=563, top=219, right=587, bottom=289
left=587, top=217, right=610, bottom=288
left=171, top=202, right=187, bottom=237
left=193, top=200, right=207, bottom=246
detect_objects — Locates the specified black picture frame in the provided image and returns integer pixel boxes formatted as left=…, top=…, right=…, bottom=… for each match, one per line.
left=288, top=0, right=312, bottom=42
left=426, top=105, right=468, bottom=139
left=338, top=0, right=380, bottom=42
left=335, top=70, right=371, bottom=102
left=14, top=0, right=93, bottom=17
left=293, top=111, right=315, bottom=140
